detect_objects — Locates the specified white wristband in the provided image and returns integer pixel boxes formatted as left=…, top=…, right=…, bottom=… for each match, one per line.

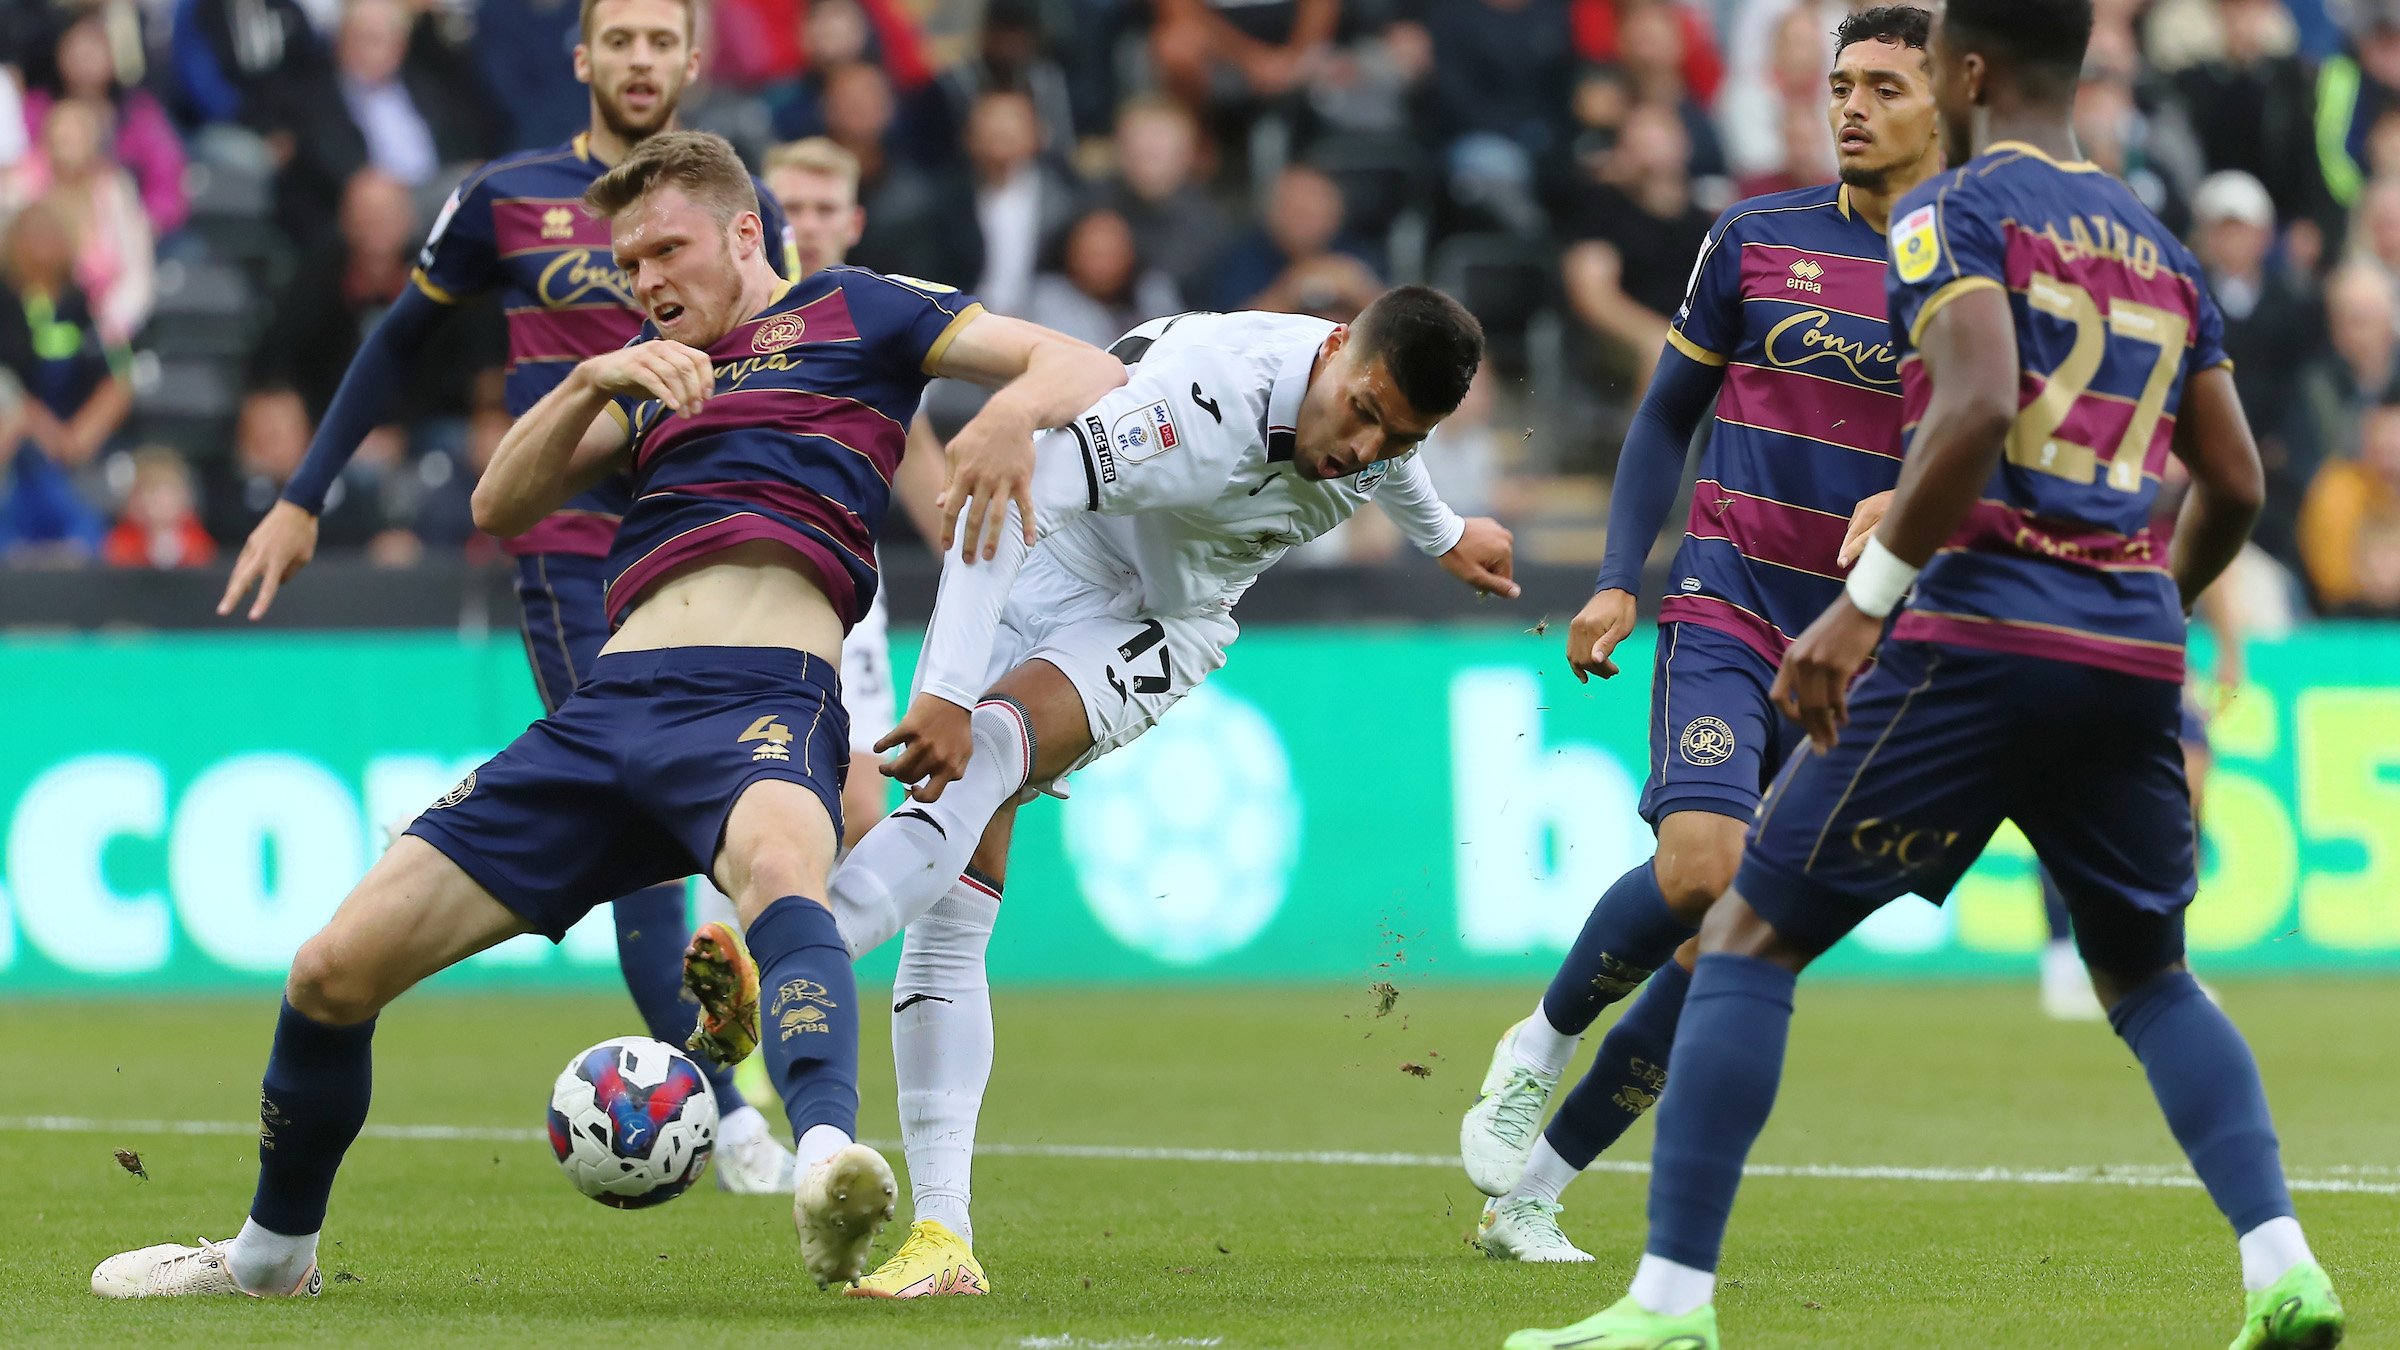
left=1844, top=537, right=1920, bottom=619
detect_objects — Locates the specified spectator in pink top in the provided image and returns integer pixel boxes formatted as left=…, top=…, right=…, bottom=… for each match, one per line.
left=23, top=14, right=190, bottom=238
left=6, top=98, right=154, bottom=347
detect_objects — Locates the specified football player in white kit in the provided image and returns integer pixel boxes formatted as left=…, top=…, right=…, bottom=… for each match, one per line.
left=828, top=286, right=1517, bottom=1295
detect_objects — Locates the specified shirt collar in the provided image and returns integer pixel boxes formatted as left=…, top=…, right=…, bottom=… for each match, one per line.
left=1264, top=329, right=1321, bottom=463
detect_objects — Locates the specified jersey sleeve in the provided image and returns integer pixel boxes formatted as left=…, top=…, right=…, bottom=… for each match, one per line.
left=1373, top=452, right=1467, bottom=555
left=1065, top=348, right=1253, bottom=516
left=1666, top=205, right=1747, bottom=366
left=844, top=269, right=986, bottom=377
left=410, top=167, right=501, bottom=305
left=1885, top=174, right=2008, bottom=355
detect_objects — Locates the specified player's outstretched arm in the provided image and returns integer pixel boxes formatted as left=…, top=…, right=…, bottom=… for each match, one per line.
left=472, top=343, right=706, bottom=536
left=1373, top=454, right=1521, bottom=599
left=926, top=311, right=1126, bottom=560
left=2164, top=366, right=2264, bottom=613
left=1573, top=344, right=1725, bottom=680
left=217, top=286, right=451, bottom=619
left=1773, top=285, right=2018, bottom=749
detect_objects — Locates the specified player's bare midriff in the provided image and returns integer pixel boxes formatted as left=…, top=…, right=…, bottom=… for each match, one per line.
left=603, top=537, right=846, bottom=661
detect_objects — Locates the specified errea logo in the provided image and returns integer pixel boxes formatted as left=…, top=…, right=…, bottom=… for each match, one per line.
left=541, top=207, right=575, bottom=240
left=1787, top=258, right=1825, bottom=294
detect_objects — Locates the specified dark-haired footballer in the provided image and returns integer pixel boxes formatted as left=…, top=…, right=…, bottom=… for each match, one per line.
left=1460, top=5, right=1943, bottom=1265
left=816, top=287, right=1518, bottom=1297
left=1508, top=1, right=2345, bottom=1347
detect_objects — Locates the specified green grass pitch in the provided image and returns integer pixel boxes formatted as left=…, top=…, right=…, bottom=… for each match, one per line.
left=4, top=980, right=2393, bottom=1348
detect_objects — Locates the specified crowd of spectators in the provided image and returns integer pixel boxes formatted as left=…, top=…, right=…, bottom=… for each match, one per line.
left=0, top=0, right=2398, bottom=625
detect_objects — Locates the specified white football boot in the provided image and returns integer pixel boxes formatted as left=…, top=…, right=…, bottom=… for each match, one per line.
left=1461, top=1018, right=1562, bottom=1196
left=1477, top=1196, right=1595, bottom=1263
left=715, top=1127, right=798, bottom=1194
left=91, top=1238, right=321, bottom=1298
left=793, top=1143, right=897, bottom=1288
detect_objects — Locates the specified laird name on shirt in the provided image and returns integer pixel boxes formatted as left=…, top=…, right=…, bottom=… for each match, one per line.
left=2030, top=214, right=2165, bottom=281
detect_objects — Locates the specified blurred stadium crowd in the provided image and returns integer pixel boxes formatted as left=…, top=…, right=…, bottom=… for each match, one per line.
left=3, top=0, right=2400, bottom=623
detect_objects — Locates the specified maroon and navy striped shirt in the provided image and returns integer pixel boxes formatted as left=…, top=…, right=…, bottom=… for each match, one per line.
left=601, top=267, right=982, bottom=630
left=1884, top=143, right=2228, bottom=683
left=1660, top=183, right=1908, bottom=664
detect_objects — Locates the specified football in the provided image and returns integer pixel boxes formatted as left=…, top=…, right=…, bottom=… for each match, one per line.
left=546, top=1036, right=718, bottom=1208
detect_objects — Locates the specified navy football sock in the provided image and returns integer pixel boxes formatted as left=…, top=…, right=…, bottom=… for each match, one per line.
left=611, top=884, right=743, bottom=1109
left=1645, top=954, right=1795, bottom=1271
left=747, top=895, right=859, bottom=1143
left=1542, top=860, right=1698, bottom=1035
left=249, top=999, right=376, bottom=1236
left=1546, top=958, right=1691, bottom=1169
left=2110, top=970, right=2294, bottom=1234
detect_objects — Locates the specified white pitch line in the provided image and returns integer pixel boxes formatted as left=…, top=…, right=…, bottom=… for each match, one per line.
left=4, top=1115, right=2394, bottom=1196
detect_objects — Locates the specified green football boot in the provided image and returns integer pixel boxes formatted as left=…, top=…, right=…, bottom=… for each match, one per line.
left=2229, top=1261, right=2344, bottom=1350
left=1505, top=1295, right=1718, bottom=1350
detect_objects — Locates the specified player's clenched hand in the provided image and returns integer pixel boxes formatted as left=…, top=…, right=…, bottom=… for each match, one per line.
left=217, top=498, right=319, bottom=620
left=876, top=694, right=976, bottom=802
left=1770, top=596, right=1884, bottom=751
left=1837, top=490, right=1895, bottom=568
left=1438, top=517, right=1521, bottom=598
left=578, top=341, right=716, bottom=414
left=1567, top=588, right=1638, bottom=682
left=942, top=412, right=1037, bottom=561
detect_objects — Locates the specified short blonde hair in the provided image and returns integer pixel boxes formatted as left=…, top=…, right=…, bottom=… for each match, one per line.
left=584, top=130, right=757, bottom=226
left=764, top=137, right=862, bottom=196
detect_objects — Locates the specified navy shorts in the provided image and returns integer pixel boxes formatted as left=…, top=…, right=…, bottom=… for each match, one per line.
left=515, top=552, right=611, bottom=714
left=1737, top=640, right=2195, bottom=978
left=407, top=647, right=849, bottom=940
left=1639, top=622, right=1804, bottom=826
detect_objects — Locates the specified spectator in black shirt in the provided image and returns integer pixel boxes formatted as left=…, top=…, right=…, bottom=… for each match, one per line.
left=2189, top=170, right=2326, bottom=580
left=204, top=385, right=397, bottom=553
left=2168, top=0, right=2325, bottom=233
left=1562, top=101, right=1713, bottom=394
left=1209, top=164, right=1384, bottom=319
left=1427, top=0, right=1573, bottom=234
left=835, top=62, right=984, bottom=289
left=1091, top=96, right=1229, bottom=303
left=2, top=200, right=129, bottom=481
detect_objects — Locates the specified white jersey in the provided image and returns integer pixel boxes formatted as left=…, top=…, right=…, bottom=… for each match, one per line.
left=1039, top=310, right=1466, bottom=620
left=914, top=310, right=1467, bottom=713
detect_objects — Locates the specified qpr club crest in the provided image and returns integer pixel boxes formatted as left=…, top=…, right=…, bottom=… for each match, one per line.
left=1111, top=400, right=1181, bottom=464
left=1678, top=716, right=1736, bottom=767
left=751, top=313, right=806, bottom=353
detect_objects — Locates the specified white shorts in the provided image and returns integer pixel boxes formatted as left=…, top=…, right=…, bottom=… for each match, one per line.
left=839, top=583, right=898, bottom=755
left=955, top=548, right=1237, bottom=786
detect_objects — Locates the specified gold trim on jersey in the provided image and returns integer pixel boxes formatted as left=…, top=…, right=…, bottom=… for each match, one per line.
left=1666, top=328, right=1727, bottom=366
left=920, top=301, right=987, bottom=374
left=1909, top=275, right=2005, bottom=346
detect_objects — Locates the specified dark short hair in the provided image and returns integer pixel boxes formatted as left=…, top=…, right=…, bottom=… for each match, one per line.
left=1833, top=6, right=1931, bottom=67
left=579, top=0, right=695, bottom=43
left=1349, top=285, right=1484, bottom=418
left=1943, top=0, right=2092, bottom=96
left=584, top=130, right=757, bottom=226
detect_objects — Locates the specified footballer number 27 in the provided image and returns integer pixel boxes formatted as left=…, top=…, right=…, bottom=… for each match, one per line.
left=2008, top=272, right=2189, bottom=493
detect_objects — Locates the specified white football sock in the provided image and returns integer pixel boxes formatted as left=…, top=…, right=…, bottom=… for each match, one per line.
left=795, top=1123, right=853, bottom=1172
left=831, top=701, right=1031, bottom=958
left=892, top=878, right=999, bottom=1248
left=228, top=1217, right=318, bottom=1295
left=1629, top=1251, right=1716, bottom=1317
left=1506, top=1136, right=1582, bottom=1205
left=1511, top=1006, right=1580, bottom=1078
left=2238, top=1215, right=2315, bottom=1292
left=718, top=1103, right=769, bottom=1148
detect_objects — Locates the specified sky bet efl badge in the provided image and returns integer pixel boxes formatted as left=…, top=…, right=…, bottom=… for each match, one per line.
left=1112, top=399, right=1181, bottom=464
left=1894, top=204, right=1939, bottom=284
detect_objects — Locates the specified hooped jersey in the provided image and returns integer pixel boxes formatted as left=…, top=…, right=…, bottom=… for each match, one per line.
left=1038, top=310, right=1467, bottom=620
left=601, top=266, right=982, bottom=630
left=1660, top=184, right=1908, bottom=664
left=413, top=133, right=798, bottom=557
left=1884, top=142, right=2229, bottom=683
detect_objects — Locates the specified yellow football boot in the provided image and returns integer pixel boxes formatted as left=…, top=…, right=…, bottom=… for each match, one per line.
left=681, top=921, right=760, bottom=1067
left=845, top=1220, right=989, bottom=1299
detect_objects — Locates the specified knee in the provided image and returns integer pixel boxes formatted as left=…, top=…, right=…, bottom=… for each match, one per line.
left=286, top=935, right=383, bottom=1027
left=1653, top=844, right=1742, bottom=925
